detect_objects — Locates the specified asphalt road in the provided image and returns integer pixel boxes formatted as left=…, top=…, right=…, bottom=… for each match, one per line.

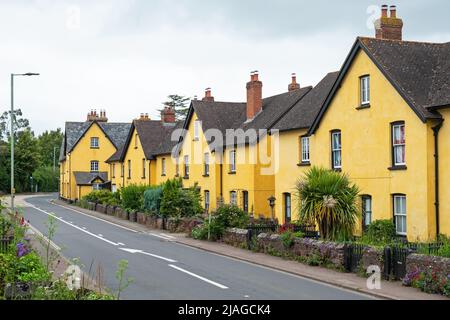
left=19, top=195, right=373, bottom=300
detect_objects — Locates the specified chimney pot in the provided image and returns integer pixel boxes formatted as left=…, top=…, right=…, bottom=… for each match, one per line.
left=381, top=4, right=388, bottom=18
left=288, top=73, right=301, bottom=92
left=202, top=87, right=215, bottom=102
left=390, top=5, right=397, bottom=18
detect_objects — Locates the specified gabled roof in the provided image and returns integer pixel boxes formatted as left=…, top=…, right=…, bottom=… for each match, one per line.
left=118, top=120, right=183, bottom=161
left=309, top=37, right=448, bottom=134
left=180, top=87, right=313, bottom=150
left=59, top=121, right=130, bottom=162
left=73, top=172, right=108, bottom=186
left=273, top=72, right=339, bottom=132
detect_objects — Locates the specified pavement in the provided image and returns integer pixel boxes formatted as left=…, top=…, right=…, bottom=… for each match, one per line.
left=3, top=194, right=447, bottom=300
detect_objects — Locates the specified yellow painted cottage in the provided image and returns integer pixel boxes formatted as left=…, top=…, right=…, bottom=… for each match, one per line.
left=59, top=110, right=130, bottom=200
left=272, top=5, right=450, bottom=241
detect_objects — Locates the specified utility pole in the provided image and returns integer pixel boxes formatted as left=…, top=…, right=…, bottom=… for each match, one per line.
left=10, top=73, right=40, bottom=212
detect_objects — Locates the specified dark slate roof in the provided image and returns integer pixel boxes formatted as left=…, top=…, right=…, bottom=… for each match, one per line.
left=309, top=37, right=448, bottom=134
left=59, top=121, right=131, bottom=162
left=360, top=37, right=450, bottom=115
left=273, top=72, right=339, bottom=132
left=73, top=172, right=108, bottom=185
left=184, top=88, right=313, bottom=149
left=152, top=121, right=185, bottom=157
left=241, top=86, right=312, bottom=132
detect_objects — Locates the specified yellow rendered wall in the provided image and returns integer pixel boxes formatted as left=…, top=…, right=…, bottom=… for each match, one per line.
left=122, top=127, right=152, bottom=187
left=66, top=123, right=117, bottom=200
left=274, top=129, right=309, bottom=224
left=178, top=113, right=217, bottom=211
left=109, top=161, right=125, bottom=191
left=309, top=49, right=434, bottom=241
left=154, top=154, right=178, bottom=185
left=436, top=109, right=450, bottom=237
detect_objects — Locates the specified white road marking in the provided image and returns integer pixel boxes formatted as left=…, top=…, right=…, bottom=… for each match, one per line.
left=119, top=248, right=177, bottom=263
left=28, top=204, right=120, bottom=247
left=48, top=200, right=138, bottom=233
left=98, top=234, right=104, bottom=237
left=26, top=223, right=62, bottom=251
left=168, top=264, right=228, bottom=290
left=82, top=227, right=87, bottom=230
left=118, top=242, right=125, bottom=246
left=148, top=232, right=175, bottom=241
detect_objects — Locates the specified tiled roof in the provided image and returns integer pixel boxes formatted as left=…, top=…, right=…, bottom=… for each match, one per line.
left=152, top=121, right=185, bottom=157
left=360, top=37, right=450, bottom=116
left=59, top=121, right=130, bottom=162
left=73, top=172, right=108, bottom=185
left=273, top=72, right=339, bottom=132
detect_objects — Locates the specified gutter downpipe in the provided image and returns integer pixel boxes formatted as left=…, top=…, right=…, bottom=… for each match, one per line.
left=432, top=120, right=444, bottom=240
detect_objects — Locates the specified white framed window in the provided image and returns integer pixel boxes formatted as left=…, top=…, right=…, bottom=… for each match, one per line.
left=91, top=137, right=99, bottom=149
left=230, top=191, right=238, bottom=205
left=184, top=155, right=190, bottom=177
left=204, top=153, right=210, bottom=176
left=194, top=120, right=201, bottom=140
left=230, top=150, right=236, bottom=173
left=204, top=190, right=210, bottom=212
left=331, top=131, right=342, bottom=170
left=362, top=196, right=372, bottom=228
left=301, top=136, right=310, bottom=163
left=92, top=183, right=101, bottom=191
left=90, top=161, right=99, bottom=172
left=112, top=185, right=117, bottom=193
left=162, top=158, right=166, bottom=176
left=128, top=160, right=131, bottom=178
left=121, top=164, right=124, bottom=177
left=394, top=195, right=407, bottom=236
left=360, top=76, right=370, bottom=105
left=392, top=123, right=406, bottom=166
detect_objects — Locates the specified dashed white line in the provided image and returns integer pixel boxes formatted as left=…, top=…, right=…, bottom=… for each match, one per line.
left=48, top=200, right=138, bottom=233
left=119, top=248, right=177, bottom=263
left=28, top=204, right=120, bottom=247
left=168, top=265, right=228, bottom=290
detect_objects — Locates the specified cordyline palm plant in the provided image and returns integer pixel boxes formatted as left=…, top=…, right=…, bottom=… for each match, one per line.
left=296, top=167, right=361, bottom=241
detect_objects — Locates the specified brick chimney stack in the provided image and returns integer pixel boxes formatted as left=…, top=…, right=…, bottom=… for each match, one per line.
left=375, top=4, right=403, bottom=41
left=161, top=106, right=176, bottom=124
left=288, top=73, right=301, bottom=92
left=246, top=71, right=263, bottom=121
left=87, top=109, right=108, bottom=122
left=202, top=88, right=215, bottom=102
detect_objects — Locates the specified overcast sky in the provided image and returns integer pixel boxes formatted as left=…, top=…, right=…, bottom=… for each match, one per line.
left=0, top=0, right=449, bottom=135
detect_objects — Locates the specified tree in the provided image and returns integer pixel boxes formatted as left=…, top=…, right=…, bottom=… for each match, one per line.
left=14, top=129, right=40, bottom=193
left=37, top=129, right=63, bottom=168
left=296, top=167, right=361, bottom=241
left=32, top=166, right=59, bottom=192
left=0, top=109, right=30, bottom=141
left=160, top=95, right=190, bottom=121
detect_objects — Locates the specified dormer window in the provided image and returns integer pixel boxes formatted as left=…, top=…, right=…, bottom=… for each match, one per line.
left=194, top=120, right=201, bottom=141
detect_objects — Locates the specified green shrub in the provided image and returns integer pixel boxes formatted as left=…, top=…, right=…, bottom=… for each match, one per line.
left=192, top=205, right=250, bottom=241
left=362, top=220, right=396, bottom=246
left=280, top=231, right=295, bottom=249
left=32, top=166, right=59, bottom=192
left=82, top=190, right=118, bottom=206
left=143, top=186, right=163, bottom=215
left=15, top=252, right=51, bottom=283
left=121, top=185, right=149, bottom=211
left=160, top=179, right=203, bottom=218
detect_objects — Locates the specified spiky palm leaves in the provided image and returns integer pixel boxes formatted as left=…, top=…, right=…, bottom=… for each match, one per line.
left=296, top=167, right=361, bottom=241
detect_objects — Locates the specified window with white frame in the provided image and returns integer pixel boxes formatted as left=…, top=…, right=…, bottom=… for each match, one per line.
left=91, top=137, right=99, bottom=149
left=128, top=160, right=131, bottom=178
left=184, top=155, right=189, bottom=177
left=362, top=196, right=372, bottom=228
left=194, top=120, right=201, bottom=140
left=204, top=190, right=210, bottom=212
left=331, top=131, right=342, bottom=170
left=121, top=164, right=124, bottom=177
left=284, top=193, right=292, bottom=223
left=92, top=183, right=101, bottom=191
left=301, top=136, right=310, bottom=163
left=392, top=122, right=406, bottom=166
left=162, top=158, right=166, bottom=176
left=360, top=76, right=370, bottom=105
left=230, top=191, right=237, bottom=205
left=230, top=150, right=236, bottom=173
left=204, top=153, right=210, bottom=176
left=394, top=195, right=407, bottom=236
left=90, top=161, right=99, bottom=172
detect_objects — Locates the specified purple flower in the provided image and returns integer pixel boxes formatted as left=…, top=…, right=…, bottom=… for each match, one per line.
left=16, top=242, right=30, bottom=258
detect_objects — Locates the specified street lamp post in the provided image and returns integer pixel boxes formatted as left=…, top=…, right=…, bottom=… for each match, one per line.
left=10, top=73, right=40, bottom=212
left=268, top=196, right=276, bottom=222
